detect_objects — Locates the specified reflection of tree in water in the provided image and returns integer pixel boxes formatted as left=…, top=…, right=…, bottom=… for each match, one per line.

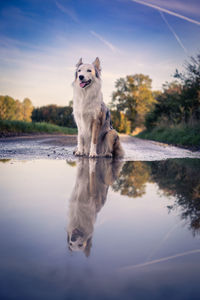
left=150, top=159, right=200, bottom=236
left=113, top=159, right=200, bottom=235
left=112, top=161, right=151, bottom=197
left=66, top=161, right=76, bottom=167
left=0, top=159, right=11, bottom=163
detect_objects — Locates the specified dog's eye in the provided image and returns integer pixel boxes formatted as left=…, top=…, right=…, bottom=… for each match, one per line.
left=78, top=69, right=81, bottom=72
left=87, top=69, right=92, bottom=72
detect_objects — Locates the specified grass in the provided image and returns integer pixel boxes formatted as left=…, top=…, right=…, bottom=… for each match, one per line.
left=136, top=123, right=200, bottom=149
left=0, top=120, right=77, bottom=137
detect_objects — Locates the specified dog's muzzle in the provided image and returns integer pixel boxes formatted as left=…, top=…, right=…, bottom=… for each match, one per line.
left=71, top=228, right=84, bottom=241
left=80, top=79, right=92, bottom=88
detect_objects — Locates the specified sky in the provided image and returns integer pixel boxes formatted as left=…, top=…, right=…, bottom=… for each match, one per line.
left=0, top=0, right=200, bottom=107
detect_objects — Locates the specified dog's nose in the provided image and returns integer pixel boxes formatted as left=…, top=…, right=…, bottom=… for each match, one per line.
left=79, top=75, right=84, bottom=81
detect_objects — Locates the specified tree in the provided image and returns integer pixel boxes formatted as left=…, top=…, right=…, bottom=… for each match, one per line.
left=14, top=100, right=23, bottom=120
left=0, top=96, right=16, bottom=120
left=110, top=74, right=156, bottom=132
left=112, top=161, right=151, bottom=198
left=32, top=105, right=76, bottom=128
left=0, top=95, right=33, bottom=122
left=22, top=98, right=33, bottom=122
left=174, top=53, right=200, bottom=123
left=145, top=53, right=200, bottom=129
left=150, top=159, right=200, bottom=236
left=145, top=81, right=183, bottom=129
left=118, top=112, right=131, bottom=134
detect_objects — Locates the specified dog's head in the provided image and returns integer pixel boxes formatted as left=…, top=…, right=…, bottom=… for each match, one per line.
left=74, top=57, right=101, bottom=89
left=67, top=228, right=92, bottom=257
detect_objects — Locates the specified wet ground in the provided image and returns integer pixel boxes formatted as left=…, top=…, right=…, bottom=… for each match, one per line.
left=0, top=136, right=200, bottom=299
left=0, top=134, right=200, bottom=160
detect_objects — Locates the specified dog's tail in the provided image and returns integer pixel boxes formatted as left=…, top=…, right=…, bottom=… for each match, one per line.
left=113, top=135, right=124, bottom=158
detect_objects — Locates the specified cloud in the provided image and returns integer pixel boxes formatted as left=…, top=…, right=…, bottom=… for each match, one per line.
left=90, top=30, right=119, bottom=53
left=159, top=11, right=188, bottom=54
left=131, top=0, right=200, bottom=26
left=55, top=1, right=79, bottom=23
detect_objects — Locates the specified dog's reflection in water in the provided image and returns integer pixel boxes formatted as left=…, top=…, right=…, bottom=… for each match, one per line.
left=67, top=158, right=123, bottom=256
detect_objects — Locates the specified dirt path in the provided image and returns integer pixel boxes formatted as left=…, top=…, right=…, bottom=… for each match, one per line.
left=0, top=134, right=199, bottom=161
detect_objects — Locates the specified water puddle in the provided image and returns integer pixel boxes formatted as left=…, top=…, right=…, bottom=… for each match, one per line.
left=0, top=158, right=200, bottom=299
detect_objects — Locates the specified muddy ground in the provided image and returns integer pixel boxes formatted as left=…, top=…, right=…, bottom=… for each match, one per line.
left=0, top=134, right=200, bottom=161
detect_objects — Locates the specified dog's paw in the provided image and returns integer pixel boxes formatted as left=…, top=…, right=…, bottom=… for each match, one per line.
left=74, top=150, right=84, bottom=156
left=73, top=148, right=77, bottom=155
left=104, top=152, right=113, bottom=158
left=89, top=151, right=98, bottom=158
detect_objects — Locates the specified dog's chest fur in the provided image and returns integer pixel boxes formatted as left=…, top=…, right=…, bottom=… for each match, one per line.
left=73, top=84, right=102, bottom=134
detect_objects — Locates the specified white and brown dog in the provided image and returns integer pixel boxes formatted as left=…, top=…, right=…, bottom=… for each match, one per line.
left=73, top=57, right=124, bottom=158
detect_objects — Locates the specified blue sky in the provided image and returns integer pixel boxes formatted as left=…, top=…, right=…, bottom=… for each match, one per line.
left=0, top=0, right=200, bottom=106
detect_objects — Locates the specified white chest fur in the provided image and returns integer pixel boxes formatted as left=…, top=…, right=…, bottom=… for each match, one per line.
left=73, top=84, right=102, bottom=135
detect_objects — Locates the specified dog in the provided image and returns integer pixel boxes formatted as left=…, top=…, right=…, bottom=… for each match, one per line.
left=67, top=158, right=123, bottom=256
left=72, top=57, right=124, bottom=158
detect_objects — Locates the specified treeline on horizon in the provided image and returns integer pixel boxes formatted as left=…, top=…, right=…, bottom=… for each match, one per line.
left=0, top=53, right=199, bottom=144
left=32, top=103, right=76, bottom=128
left=0, top=97, right=76, bottom=128
left=0, top=96, right=33, bottom=122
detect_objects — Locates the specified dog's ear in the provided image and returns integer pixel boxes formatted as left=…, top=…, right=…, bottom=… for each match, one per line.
left=67, top=233, right=70, bottom=244
left=76, top=58, right=83, bottom=68
left=92, top=57, right=101, bottom=72
left=84, top=237, right=92, bottom=257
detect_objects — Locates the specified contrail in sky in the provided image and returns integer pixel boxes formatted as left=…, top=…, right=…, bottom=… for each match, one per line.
left=131, top=0, right=200, bottom=26
left=55, top=1, right=79, bottom=23
left=119, top=249, right=200, bottom=272
left=145, top=223, right=179, bottom=262
left=159, top=11, right=188, bottom=54
left=90, top=30, right=118, bottom=53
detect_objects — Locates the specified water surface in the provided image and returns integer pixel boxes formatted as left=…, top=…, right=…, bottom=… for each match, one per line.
left=0, top=158, right=200, bottom=300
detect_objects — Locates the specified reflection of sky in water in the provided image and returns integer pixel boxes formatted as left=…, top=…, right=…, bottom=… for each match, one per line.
left=0, top=159, right=200, bottom=300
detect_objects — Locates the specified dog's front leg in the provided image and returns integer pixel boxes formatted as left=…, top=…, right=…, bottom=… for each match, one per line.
left=75, top=131, right=84, bottom=156
left=89, top=119, right=100, bottom=158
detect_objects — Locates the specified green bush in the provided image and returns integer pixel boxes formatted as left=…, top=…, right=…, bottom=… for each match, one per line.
left=0, top=120, right=77, bottom=136
left=137, top=123, right=200, bottom=148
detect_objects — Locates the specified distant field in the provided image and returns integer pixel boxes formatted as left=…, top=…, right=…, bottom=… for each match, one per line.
left=0, top=120, right=77, bottom=137
left=136, top=124, right=200, bottom=150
